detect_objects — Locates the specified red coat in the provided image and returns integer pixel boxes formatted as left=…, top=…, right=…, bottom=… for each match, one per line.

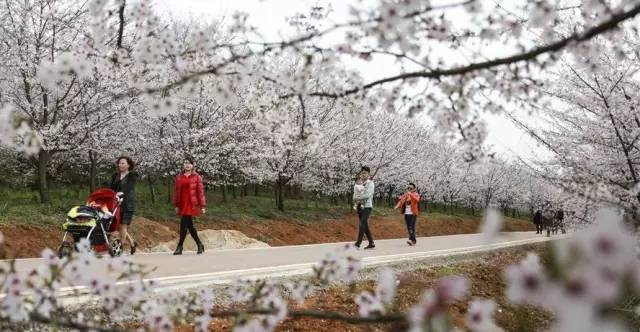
left=394, top=192, right=420, bottom=215
left=173, top=172, right=206, bottom=216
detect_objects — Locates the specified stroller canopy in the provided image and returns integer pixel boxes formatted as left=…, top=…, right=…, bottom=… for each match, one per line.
left=87, top=188, right=121, bottom=232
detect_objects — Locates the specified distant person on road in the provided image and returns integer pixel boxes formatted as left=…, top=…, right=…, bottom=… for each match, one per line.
left=542, top=202, right=554, bottom=237
left=553, top=208, right=566, bottom=235
left=533, top=209, right=543, bottom=234
left=394, top=182, right=420, bottom=246
left=110, top=156, right=138, bottom=255
left=353, top=166, right=375, bottom=250
left=172, top=158, right=206, bottom=255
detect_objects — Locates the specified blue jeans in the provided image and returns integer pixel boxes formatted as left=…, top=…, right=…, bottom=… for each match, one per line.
left=404, top=214, right=416, bottom=242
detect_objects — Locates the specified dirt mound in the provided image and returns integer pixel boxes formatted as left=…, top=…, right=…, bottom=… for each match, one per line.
left=149, top=229, right=270, bottom=252
left=128, top=217, right=176, bottom=250
left=0, top=224, right=62, bottom=258
left=0, top=217, right=178, bottom=258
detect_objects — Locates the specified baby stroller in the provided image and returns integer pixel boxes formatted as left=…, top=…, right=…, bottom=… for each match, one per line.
left=57, top=188, right=124, bottom=258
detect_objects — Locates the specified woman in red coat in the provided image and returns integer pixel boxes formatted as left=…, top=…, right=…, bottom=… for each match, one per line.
left=173, top=158, right=206, bottom=255
left=394, top=182, right=420, bottom=246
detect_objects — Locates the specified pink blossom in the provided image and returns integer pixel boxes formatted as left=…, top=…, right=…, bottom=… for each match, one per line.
left=435, top=276, right=469, bottom=302
left=504, top=253, right=548, bottom=305
left=465, top=299, right=498, bottom=332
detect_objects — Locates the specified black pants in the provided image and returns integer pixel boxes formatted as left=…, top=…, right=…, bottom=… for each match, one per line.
left=405, top=214, right=417, bottom=242
left=177, top=216, right=201, bottom=246
left=356, top=207, right=374, bottom=245
left=535, top=223, right=542, bottom=234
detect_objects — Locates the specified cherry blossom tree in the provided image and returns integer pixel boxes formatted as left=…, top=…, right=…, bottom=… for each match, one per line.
left=515, top=37, right=640, bottom=225
left=0, top=0, right=132, bottom=202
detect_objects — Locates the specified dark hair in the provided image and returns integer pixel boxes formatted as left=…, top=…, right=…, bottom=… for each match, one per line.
left=360, top=166, right=370, bottom=173
left=408, top=182, right=416, bottom=189
left=116, top=156, right=135, bottom=171
left=183, top=157, right=195, bottom=165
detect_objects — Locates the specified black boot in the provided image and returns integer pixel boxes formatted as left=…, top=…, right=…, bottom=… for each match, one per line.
left=173, top=245, right=183, bottom=255
left=130, top=241, right=138, bottom=255
left=197, top=242, right=204, bottom=255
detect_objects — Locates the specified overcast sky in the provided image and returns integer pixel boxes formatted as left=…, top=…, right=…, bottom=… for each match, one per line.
left=152, top=0, right=546, bottom=161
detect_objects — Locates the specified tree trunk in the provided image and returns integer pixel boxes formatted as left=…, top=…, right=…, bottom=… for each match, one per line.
left=221, top=185, right=227, bottom=203
left=89, top=150, right=97, bottom=193
left=278, top=187, right=285, bottom=211
left=231, top=186, right=237, bottom=199
left=254, top=184, right=259, bottom=196
left=275, top=176, right=286, bottom=211
left=37, top=149, right=50, bottom=203
left=167, top=177, right=172, bottom=204
left=148, top=177, right=157, bottom=204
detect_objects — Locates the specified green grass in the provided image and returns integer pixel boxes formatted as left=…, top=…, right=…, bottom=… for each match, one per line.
left=432, top=265, right=462, bottom=277
left=0, top=185, right=397, bottom=226
left=0, top=185, right=529, bottom=226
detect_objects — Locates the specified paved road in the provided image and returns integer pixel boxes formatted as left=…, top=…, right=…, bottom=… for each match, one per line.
left=9, top=231, right=554, bottom=295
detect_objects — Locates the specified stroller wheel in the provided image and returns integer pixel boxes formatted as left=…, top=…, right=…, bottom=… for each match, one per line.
left=57, top=242, right=74, bottom=259
left=109, top=238, right=123, bottom=257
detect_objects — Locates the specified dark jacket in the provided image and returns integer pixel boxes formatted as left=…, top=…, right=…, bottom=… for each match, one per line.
left=533, top=210, right=542, bottom=224
left=110, top=172, right=138, bottom=212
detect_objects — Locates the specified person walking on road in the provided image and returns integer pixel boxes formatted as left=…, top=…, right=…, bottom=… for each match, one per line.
left=533, top=209, right=543, bottom=234
left=353, top=166, right=375, bottom=250
left=555, top=209, right=566, bottom=234
left=173, top=158, right=206, bottom=255
left=394, top=182, right=420, bottom=246
left=542, top=202, right=554, bottom=237
left=110, top=156, right=138, bottom=255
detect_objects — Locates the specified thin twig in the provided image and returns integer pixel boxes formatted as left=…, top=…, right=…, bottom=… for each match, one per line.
left=116, top=0, right=126, bottom=49
left=209, top=308, right=406, bottom=325
left=28, top=313, right=132, bottom=332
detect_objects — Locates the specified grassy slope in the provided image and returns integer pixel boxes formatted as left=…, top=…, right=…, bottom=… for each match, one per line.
left=0, top=185, right=524, bottom=226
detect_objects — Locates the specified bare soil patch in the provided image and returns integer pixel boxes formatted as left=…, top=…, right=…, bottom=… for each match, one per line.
left=0, top=213, right=534, bottom=258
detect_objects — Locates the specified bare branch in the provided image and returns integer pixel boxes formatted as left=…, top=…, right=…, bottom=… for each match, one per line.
left=116, top=0, right=126, bottom=49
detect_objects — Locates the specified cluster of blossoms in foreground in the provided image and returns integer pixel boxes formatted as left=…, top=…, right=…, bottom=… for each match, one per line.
left=505, top=210, right=640, bottom=332
left=0, top=209, right=639, bottom=331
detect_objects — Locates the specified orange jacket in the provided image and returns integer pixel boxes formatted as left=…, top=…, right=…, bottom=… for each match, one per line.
left=394, top=192, right=420, bottom=215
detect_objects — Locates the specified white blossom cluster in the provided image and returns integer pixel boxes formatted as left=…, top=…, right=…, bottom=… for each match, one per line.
left=312, top=244, right=362, bottom=284
left=505, top=209, right=640, bottom=331
left=0, top=237, right=153, bottom=325
left=229, top=279, right=288, bottom=332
